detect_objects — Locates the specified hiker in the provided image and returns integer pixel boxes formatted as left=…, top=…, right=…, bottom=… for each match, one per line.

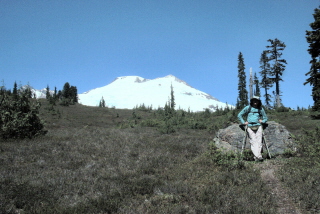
left=238, top=96, right=268, bottom=161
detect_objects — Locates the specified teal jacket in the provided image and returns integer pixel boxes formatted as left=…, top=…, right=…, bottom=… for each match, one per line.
left=237, top=105, right=268, bottom=126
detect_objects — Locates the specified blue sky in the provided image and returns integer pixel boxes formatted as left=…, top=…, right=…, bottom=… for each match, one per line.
left=0, top=0, right=318, bottom=109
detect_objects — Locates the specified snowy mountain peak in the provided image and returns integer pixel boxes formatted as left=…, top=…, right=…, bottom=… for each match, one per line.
left=109, top=76, right=149, bottom=85
left=78, top=75, right=231, bottom=112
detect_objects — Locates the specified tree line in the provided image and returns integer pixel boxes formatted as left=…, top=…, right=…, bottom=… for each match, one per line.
left=237, top=5, right=320, bottom=118
left=45, top=82, right=78, bottom=106
left=236, top=38, right=287, bottom=110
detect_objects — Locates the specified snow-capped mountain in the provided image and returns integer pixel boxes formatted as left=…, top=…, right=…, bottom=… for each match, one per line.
left=19, top=85, right=54, bottom=99
left=78, top=75, right=231, bottom=112
left=32, top=88, right=53, bottom=98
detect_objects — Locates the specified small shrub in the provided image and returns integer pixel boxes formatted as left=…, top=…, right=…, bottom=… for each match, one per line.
left=132, top=111, right=141, bottom=119
left=207, top=142, right=246, bottom=170
left=281, top=148, right=297, bottom=158
left=158, top=119, right=176, bottom=134
left=140, top=118, right=162, bottom=127
left=276, top=106, right=290, bottom=112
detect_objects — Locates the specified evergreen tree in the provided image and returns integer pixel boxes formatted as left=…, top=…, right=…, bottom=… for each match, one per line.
left=62, top=82, right=71, bottom=99
left=253, top=72, right=261, bottom=97
left=305, top=6, right=320, bottom=113
left=60, top=83, right=78, bottom=105
left=259, top=51, right=273, bottom=108
left=53, top=87, right=57, bottom=101
left=266, top=38, right=287, bottom=108
left=25, top=83, right=32, bottom=98
left=57, top=90, right=62, bottom=100
left=170, top=84, right=175, bottom=110
left=46, top=85, right=51, bottom=99
left=236, top=52, right=248, bottom=108
left=70, top=86, right=78, bottom=103
left=12, top=81, right=18, bottom=99
left=99, top=96, right=106, bottom=107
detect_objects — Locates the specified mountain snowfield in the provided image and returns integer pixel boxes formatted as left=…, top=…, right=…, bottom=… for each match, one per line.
left=78, top=75, right=231, bottom=112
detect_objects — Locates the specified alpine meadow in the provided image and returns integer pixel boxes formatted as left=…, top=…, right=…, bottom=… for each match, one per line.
left=1, top=93, right=320, bottom=213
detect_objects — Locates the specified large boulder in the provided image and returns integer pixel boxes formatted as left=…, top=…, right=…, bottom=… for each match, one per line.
left=213, top=121, right=296, bottom=155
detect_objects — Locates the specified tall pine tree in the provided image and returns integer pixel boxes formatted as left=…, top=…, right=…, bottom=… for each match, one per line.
left=259, top=51, right=273, bottom=108
left=170, top=84, right=175, bottom=111
left=266, top=38, right=287, bottom=108
left=305, top=6, right=320, bottom=114
left=236, top=52, right=248, bottom=109
left=53, top=87, right=57, bottom=101
left=62, top=82, right=70, bottom=99
left=46, top=85, right=51, bottom=99
left=70, top=86, right=78, bottom=103
left=12, top=81, right=18, bottom=99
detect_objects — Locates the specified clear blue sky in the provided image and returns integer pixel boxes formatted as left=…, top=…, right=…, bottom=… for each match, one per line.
left=1, top=0, right=319, bottom=109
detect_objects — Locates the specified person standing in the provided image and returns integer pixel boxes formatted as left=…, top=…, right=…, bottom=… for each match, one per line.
left=238, top=96, right=268, bottom=161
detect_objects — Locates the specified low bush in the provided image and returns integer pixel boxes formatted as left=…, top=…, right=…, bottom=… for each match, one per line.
left=207, top=141, right=246, bottom=170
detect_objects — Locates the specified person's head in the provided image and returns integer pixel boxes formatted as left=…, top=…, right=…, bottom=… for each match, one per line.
left=250, top=96, right=262, bottom=108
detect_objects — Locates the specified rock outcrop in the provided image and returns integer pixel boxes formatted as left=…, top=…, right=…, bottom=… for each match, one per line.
left=213, top=121, right=296, bottom=155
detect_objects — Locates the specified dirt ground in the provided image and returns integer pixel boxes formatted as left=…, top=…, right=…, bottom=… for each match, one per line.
left=255, top=160, right=302, bottom=214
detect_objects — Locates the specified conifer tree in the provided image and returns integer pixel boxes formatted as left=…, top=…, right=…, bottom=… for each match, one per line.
left=25, top=83, right=32, bottom=98
left=236, top=52, right=248, bottom=108
left=253, top=72, right=260, bottom=97
left=305, top=6, right=320, bottom=113
left=70, top=86, right=78, bottom=103
left=99, top=96, right=106, bottom=107
left=62, top=82, right=70, bottom=99
left=12, top=81, right=18, bottom=99
left=57, top=90, right=62, bottom=100
left=46, top=85, right=51, bottom=99
left=170, top=84, right=175, bottom=111
left=60, top=82, right=78, bottom=105
left=259, top=51, right=273, bottom=108
left=266, top=38, right=287, bottom=108
left=53, top=87, right=57, bottom=101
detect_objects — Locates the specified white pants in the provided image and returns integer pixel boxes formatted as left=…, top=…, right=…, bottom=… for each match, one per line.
left=247, top=126, right=263, bottom=159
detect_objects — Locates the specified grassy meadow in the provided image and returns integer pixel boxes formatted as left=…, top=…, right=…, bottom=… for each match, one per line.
left=1, top=100, right=320, bottom=213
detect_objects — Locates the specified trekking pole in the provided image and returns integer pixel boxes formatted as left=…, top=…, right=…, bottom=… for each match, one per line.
left=241, top=125, right=248, bottom=155
left=261, top=125, right=272, bottom=159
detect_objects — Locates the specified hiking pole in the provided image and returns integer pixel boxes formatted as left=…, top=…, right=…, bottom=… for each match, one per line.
left=261, top=125, right=272, bottom=159
left=241, top=125, right=248, bottom=155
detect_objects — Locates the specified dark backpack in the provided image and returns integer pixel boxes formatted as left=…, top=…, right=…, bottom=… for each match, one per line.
left=239, top=106, right=267, bottom=131
left=246, top=106, right=262, bottom=117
